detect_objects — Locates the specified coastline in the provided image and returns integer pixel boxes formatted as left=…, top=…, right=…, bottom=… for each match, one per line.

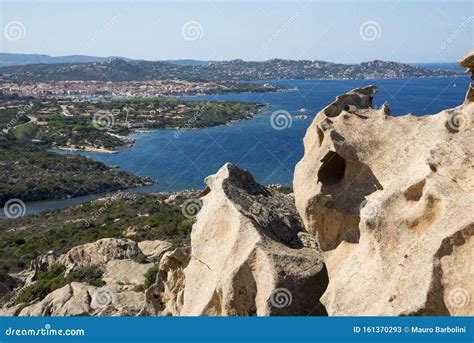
left=51, top=103, right=270, bottom=154
left=54, top=146, right=120, bottom=154
left=19, top=76, right=468, bottom=211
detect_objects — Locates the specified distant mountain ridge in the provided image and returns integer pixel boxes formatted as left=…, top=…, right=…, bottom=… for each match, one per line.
left=0, top=53, right=124, bottom=67
left=0, top=53, right=214, bottom=67
left=0, top=53, right=466, bottom=82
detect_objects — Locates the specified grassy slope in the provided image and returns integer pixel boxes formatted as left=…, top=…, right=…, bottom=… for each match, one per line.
left=0, top=192, right=195, bottom=274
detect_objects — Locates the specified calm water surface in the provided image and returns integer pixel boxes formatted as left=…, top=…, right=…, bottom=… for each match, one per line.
left=18, top=77, right=469, bottom=216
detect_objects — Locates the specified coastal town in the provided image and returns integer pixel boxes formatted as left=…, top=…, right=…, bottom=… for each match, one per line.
left=0, top=80, right=277, bottom=98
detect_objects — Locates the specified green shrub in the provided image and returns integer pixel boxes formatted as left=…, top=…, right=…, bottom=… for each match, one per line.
left=14, top=265, right=105, bottom=305
left=134, top=264, right=159, bottom=292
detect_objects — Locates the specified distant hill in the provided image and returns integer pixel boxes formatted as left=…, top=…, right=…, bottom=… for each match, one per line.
left=0, top=53, right=214, bottom=67
left=410, top=62, right=465, bottom=72
left=165, top=59, right=215, bottom=66
left=0, top=54, right=465, bottom=82
left=0, top=53, right=115, bottom=67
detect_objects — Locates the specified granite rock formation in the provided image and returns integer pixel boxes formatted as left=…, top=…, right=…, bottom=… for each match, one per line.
left=144, top=163, right=328, bottom=316
left=293, top=51, right=474, bottom=315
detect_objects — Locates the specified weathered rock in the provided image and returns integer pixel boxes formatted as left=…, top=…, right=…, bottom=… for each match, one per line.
left=460, top=49, right=474, bottom=102
left=294, top=52, right=474, bottom=315
left=141, top=247, right=190, bottom=316
left=24, top=251, right=56, bottom=285
left=57, top=238, right=143, bottom=273
left=138, top=240, right=173, bottom=261
left=1, top=237, right=163, bottom=316
left=102, top=260, right=152, bottom=290
left=0, top=304, right=23, bottom=316
left=147, top=163, right=328, bottom=316
left=17, top=282, right=144, bottom=316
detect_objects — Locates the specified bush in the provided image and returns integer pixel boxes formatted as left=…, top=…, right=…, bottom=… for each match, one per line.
left=14, top=265, right=105, bottom=305
left=134, top=264, right=159, bottom=292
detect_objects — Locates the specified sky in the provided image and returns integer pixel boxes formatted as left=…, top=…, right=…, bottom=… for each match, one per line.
left=0, top=0, right=472, bottom=63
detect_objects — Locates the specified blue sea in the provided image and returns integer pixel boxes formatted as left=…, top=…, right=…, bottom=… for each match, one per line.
left=54, top=77, right=469, bottom=192
left=9, top=77, right=466, bottom=216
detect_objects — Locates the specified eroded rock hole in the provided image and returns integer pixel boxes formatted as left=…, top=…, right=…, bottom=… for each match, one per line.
left=318, top=152, right=346, bottom=186
left=404, top=179, right=426, bottom=201
left=317, top=127, right=324, bottom=146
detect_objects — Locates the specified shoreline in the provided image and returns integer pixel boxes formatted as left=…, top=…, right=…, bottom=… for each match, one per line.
left=51, top=104, right=270, bottom=154
left=54, top=146, right=120, bottom=154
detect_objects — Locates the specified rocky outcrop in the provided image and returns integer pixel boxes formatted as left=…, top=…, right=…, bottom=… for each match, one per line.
left=57, top=238, right=144, bottom=273
left=460, top=49, right=474, bottom=102
left=0, top=238, right=171, bottom=316
left=145, top=164, right=328, bottom=316
left=138, top=240, right=173, bottom=261
left=141, top=247, right=190, bottom=316
left=18, top=282, right=144, bottom=316
left=293, top=52, right=474, bottom=315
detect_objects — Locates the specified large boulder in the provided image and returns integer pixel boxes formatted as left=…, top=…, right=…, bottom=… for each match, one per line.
left=57, top=238, right=144, bottom=273
left=293, top=53, right=474, bottom=315
left=146, top=163, right=328, bottom=316
left=138, top=240, right=173, bottom=261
